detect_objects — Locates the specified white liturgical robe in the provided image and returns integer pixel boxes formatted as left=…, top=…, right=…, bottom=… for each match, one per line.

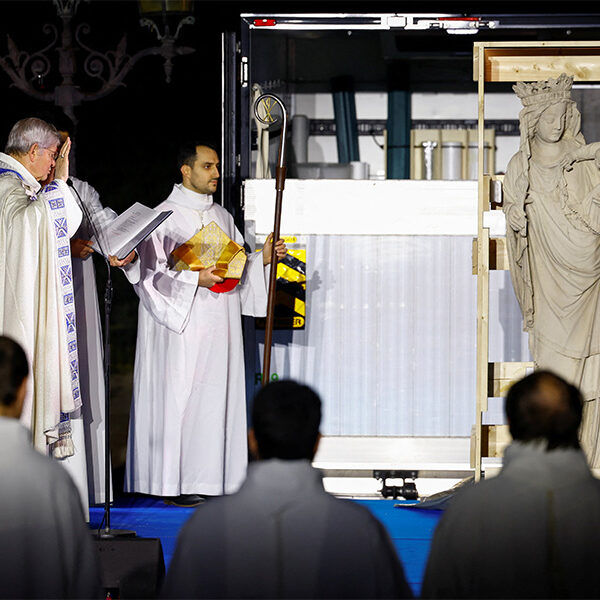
left=0, top=153, right=95, bottom=514
left=0, top=417, right=102, bottom=599
left=125, top=183, right=268, bottom=496
left=162, top=460, right=413, bottom=599
left=422, top=442, right=600, bottom=598
left=0, top=153, right=82, bottom=447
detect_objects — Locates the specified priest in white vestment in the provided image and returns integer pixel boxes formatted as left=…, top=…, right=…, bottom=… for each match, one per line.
left=0, top=118, right=95, bottom=511
left=125, top=143, right=285, bottom=502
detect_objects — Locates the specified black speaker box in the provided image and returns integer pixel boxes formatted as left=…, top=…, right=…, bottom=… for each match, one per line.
left=95, top=537, right=165, bottom=599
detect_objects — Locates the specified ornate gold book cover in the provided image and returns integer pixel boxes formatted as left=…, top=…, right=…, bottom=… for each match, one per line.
left=171, top=221, right=247, bottom=292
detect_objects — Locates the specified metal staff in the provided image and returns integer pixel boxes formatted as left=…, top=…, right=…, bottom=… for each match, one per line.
left=253, top=93, right=288, bottom=385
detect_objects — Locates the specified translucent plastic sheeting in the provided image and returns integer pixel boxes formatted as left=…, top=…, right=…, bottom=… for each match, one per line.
left=254, top=235, right=530, bottom=437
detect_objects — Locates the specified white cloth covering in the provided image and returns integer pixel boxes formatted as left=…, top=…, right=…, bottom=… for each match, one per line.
left=0, top=417, right=101, bottom=599
left=0, top=152, right=82, bottom=451
left=422, top=441, right=600, bottom=598
left=125, top=183, right=268, bottom=496
left=162, top=459, right=412, bottom=599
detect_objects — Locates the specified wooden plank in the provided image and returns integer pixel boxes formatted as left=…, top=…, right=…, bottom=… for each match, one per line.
left=474, top=49, right=488, bottom=481
left=470, top=423, right=486, bottom=468
left=490, top=238, right=508, bottom=270
left=483, top=424, right=512, bottom=458
left=487, top=53, right=600, bottom=83
left=488, top=361, right=535, bottom=397
left=473, top=43, right=600, bottom=82
left=470, top=424, right=512, bottom=462
left=473, top=237, right=509, bottom=273
left=475, top=41, right=600, bottom=49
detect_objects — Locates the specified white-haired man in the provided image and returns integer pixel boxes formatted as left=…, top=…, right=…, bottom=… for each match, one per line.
left=0, top=117, right=84, bottom=464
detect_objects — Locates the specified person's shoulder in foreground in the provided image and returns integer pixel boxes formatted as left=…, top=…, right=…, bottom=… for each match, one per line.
left=162, top=379, right=412, bottom=599
left=422, top=370, right=600, bottom=599
left=0, top=335, right=102, bottom=599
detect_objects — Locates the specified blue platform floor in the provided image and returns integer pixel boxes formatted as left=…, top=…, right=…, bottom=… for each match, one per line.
left=89, top=496, right=443, bottom=597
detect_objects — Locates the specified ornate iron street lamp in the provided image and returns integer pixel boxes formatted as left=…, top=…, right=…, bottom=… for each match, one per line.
left=0, top=0, right=195, bottom=123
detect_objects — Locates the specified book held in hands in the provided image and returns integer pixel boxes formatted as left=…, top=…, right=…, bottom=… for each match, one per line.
left=91, top=202, right=172, bottom=260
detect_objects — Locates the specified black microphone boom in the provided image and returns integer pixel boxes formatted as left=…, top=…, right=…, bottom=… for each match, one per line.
left=66, top=178, right=135, bottom=538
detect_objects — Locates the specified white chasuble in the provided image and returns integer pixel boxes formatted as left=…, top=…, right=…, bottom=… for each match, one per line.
left=125, top=184, right=268, bottom=496
left=0, top=154, right=83, bottom=454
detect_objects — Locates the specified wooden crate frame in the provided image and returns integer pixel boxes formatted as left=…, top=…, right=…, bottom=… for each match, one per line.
left=473, top=41, right=600, bottom=481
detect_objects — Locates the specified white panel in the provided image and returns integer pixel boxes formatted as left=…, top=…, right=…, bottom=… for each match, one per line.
left=295, top=93, right=334, bottom=118
left=411, top=92, right=520, bottom=120
left=308, top=136, right=385, bottom=174
left=293, top=91, right=523, bottom=177
left=358, top=136, right=385, bottom=177
left=495, top=136, right=520, bottom=173
left=412, top=93, right=478, bottom=119
left=296, top=92, right=520, bottom=121
left=355, top=92, right=388, bottom=119
left=244, top=179, right=478, bottom=236
left=484, top=93, right=522, bottom=119
left=314, top=436, right=470, bottom=470
left=294, top=92, right=388, bottom=120
left=307, top=136, right=338, bottom=163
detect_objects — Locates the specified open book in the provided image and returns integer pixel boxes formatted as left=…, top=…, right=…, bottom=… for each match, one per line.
left=91, top=202, right=172, bottom=260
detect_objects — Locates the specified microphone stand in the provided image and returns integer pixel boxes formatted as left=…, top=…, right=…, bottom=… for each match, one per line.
left=252, top=94, right=288, bottom=386
left=67, top=178, right=135, bottom=539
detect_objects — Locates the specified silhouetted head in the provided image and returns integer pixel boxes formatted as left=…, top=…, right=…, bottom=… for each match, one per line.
left=250, top=380, right=322, bottom=460
left=505, top=370, right=582, bottom=450
left=0, top=336, right=29, bottom=419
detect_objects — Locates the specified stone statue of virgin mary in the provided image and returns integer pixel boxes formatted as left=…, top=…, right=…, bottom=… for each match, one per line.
left=504, top=72, right=600, bottom=465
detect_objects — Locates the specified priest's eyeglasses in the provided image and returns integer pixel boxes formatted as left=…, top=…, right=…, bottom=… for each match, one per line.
left=43, top=148, right=59, bottom=161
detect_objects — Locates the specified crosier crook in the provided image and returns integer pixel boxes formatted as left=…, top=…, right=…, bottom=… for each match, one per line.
left=253, top=93, right=288, bottom=386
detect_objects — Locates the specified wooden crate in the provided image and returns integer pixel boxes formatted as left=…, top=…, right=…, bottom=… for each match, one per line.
left=472, top=40, right=600, bottom=481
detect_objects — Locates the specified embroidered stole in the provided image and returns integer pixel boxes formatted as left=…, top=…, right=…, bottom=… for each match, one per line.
left=0, top=170, right=80, bottom=457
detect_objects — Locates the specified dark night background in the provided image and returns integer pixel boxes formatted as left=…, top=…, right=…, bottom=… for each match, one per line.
left=1, top=0, right=599, bottom=483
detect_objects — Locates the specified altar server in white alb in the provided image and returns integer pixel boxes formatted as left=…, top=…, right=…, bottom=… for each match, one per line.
left=125, top=142, right=285, bottom=505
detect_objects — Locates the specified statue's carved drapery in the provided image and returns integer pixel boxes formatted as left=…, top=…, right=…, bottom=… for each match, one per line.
left=504, top=73, right=600, bottom=465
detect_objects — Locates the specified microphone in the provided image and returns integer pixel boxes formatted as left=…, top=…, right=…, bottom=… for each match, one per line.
left=66, top=177, right=109, bottom=259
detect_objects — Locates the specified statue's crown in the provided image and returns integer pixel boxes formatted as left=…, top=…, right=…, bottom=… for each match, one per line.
left=513, top=73, right=573, bottom=107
